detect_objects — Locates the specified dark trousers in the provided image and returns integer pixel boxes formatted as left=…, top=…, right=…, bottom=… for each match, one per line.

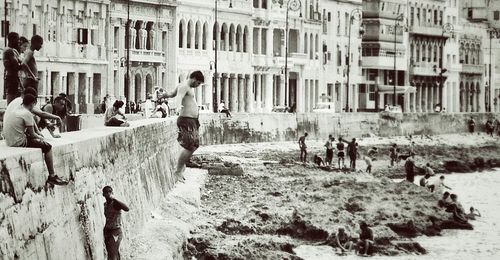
left=325, top=149, right=333, bottom=165
left=104, top=228, right=123, bottom=260
left=5, top=76, right=22, bottom=104
left=300, top=149, right=307, bottom=162
left=221, top=109, right=231, bottom=117
left=349, top=154, right=356, bottom=169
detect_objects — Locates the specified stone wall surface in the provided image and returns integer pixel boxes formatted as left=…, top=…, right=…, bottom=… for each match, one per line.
left=0, top=112, right=499, bottom=260
left=198, top=112, right=500, bottom=145
left=0, top=118, right=180, bottom=260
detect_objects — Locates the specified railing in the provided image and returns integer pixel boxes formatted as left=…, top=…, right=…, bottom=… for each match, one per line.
left=461, top=64, right=484, bottom=75
left=130, top=49, right=165, bottom=63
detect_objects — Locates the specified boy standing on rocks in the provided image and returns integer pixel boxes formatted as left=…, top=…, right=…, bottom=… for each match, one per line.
left=102, top=186, right=129, bottom=260
left=468, top=117, right=476, bottom=133
left=357, top=222, right=374, bottom=256
left=299, top=133, right=308, bottom=163
left=324, top=135, right=335, bottom=166
left=336, top=137, right=346, bottom=168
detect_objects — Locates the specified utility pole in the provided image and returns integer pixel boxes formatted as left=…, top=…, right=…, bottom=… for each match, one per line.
left=125, top=0, right=130, bottom=102
left=214, top=0, right=218, bottom=112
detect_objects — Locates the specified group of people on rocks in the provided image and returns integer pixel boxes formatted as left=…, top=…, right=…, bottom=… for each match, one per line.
left=299, top=133, right=364, bottom=171
left=325, top=222, right=375, bottom=256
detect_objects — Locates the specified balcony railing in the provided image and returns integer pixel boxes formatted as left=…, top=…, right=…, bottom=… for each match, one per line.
left=363, top=34, right=404, bottom=43
left=130, top=49, right=165, bottom=63
left=409, top=24, right=450, bottom=37
left=461, top=64, right=484, bottom=75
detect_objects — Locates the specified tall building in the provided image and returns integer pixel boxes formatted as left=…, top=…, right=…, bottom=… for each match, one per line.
left=0, top=0, right=177, bottom=113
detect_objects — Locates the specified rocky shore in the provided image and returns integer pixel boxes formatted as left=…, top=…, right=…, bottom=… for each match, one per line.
left=183, top=134, right=499, bottom=259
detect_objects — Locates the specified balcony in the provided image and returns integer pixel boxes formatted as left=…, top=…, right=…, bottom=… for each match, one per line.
left=363, top=34, right=404, bottom=43
left=461, top=64, right=484, bottom=75
left=130, top=49, right=165, bottom=63
left=362, top=56, right=407, bottom=70
left=409, top=24, right=451, bottom=38
left=290, top=52, right=308, bottom=66
left=410, top=62, right=439, bottom=76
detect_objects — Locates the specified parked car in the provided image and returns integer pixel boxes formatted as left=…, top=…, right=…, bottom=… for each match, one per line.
left=272, top=106, right=289, bottom=113
left=312, top=102, right=336, bottom=113
left=383, top=105, right=403, bottom=113
left=198, top=104, right=213, bottom=114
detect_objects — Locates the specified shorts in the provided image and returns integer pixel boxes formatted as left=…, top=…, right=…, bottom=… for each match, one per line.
left=338, top=151, right=345, bottom=158
left=177, top=116, right=200, bottom=152
left=26, top=138, right=52, bottom=153
left=364, top=156, right=372, bottom=166
left=23, top=78, right=39, bottom=91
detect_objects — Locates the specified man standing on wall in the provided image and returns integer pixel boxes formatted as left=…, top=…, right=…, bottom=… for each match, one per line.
left=298, top=132, right=308, bottom=163
left=3, top=32, right=22, bottom=104
left=22, top=35, right=43, bottom=91
left=171, top=71, right=205, bottom=181
left=102, top=186, right=129, bottom=260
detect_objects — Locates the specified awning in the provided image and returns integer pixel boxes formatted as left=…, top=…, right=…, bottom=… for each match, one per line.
left=377, top=85, right=416, bottom=94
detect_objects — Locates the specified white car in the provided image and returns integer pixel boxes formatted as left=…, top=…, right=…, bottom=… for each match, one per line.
left=313, top=102, right=336, bottom=113
left=198, top=105, right=213, bottom=114
left=383, top=105, right=403, bottom=113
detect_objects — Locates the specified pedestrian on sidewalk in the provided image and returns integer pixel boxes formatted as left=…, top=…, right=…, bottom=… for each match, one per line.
left=102, top=186, right=129, bottom=260
left=324, top=135, right=335, bottom=166
left=299, top=133, right=308, bottom=163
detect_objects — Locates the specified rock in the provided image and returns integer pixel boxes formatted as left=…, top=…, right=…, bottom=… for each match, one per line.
left=387, top=221, right=419, bottom=238
left=207, top=164, right=244, bottom=176
left=216, top=219, right=255, bottom=235
left=443, top=160, right=472, bottom=173
left=394, top=241, right=427, bottom=255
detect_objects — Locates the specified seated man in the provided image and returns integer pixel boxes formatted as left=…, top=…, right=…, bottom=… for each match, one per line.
left=447, top=194, right=468, bottom=223
left=313, top=154, right=324, bottom=166
left=38, top=97, right=69, bottom=137
left=356, top=222, right=374, bottom=256
left=104, top=101, right=130, bottom=127
left=419, top=174, right=431, bottom=188
left=335, top=227, right=354, bottom=254
left=3, top=94, right=68, bottom=185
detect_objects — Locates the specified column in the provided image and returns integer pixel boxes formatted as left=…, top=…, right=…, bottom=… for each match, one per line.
left=442, top=82, right=448, bottom=111
left=190, top=23, right=196, bottom=49
left=264, top=74, right=274, bottom=112
left=412, top=91, right=417, bottom=112
left=130, top=21, right=137, bottom=49
left=304, top=80, right=309, bottom=112
left=248, top=26, right=254, bottom=54
left=423, top=85, right=428, bottom=112
left=296, top=74, right=303, bottom=112
left=353, top=84, right=359, bottom=112
left=256, top=74, right=262, bottom=112
left=215, top=74, right=222, bottom=110
left=230, top=75, right=237, bottom=111
left=257, top=28, right=262, bottom=54
left=207, top=73, right=214, bottom=109
left=404, top=92, right=410, bottom=112
left=223, top=75, right=229, bottom=108
left=479, top=87, right=485, bottom=112
left=224, top=27, right=229, bottom=51
left=279, top=75, right=286, bottom=106
left=246, top=74, right=254, bottom=112
left=266, top=26, right=273, bottom=57
left=238, top=75, right=245, bottom=112
left=429, top=85, right=434, bottom=111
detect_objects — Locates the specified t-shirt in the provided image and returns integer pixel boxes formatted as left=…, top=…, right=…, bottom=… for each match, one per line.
left=4, top=97, right=23, bottom=121
left=3, top=106, right=34, bottom=147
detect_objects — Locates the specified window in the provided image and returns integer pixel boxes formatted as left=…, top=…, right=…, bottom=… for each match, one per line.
left=495, top=11, right=500, bottom=21
left=77, top=28, right=89, bottom=44
left=328, top=12, right=331, bottom=22
left=369, top=85, right=376, bottom=101
left=337, top=47, right=342, bottom=66
left=468, top=8, right=473, bottom=19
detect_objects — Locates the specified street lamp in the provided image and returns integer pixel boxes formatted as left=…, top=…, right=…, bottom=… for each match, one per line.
left=488, top=28, right=500, bottom=112
left=284, top=0, right=301, bottom=106
left=437, top=22, right=454, bottom=109
left=213, top=0, right=219, bottom=112
left=346, top=8, right=363, bottom=113
left=392, top=13, right=404, bottom=107
left=125, top=0, right=131, bottom=102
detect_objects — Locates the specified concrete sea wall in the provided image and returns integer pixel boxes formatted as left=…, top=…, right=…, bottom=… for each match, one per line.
left=199, top=112, right=500, bottom=145
left=0, top=112, right=499, bottom=260
left=0, top=118, right=180, bottom=260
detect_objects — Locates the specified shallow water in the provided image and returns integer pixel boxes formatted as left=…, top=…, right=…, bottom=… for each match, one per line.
left=295, top=169, right=500, bottom=260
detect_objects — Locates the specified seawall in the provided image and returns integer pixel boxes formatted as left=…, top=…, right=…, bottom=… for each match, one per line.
left=0, top=118, right=180, bottom=260
left=1, top=112, right=499, bottom=259
left=199, top=112, right=500, bottom=145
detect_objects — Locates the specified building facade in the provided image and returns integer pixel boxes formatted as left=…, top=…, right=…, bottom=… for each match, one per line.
left=0, top=0, right=176, bottom=113
left=1, top=0, right=498, bottom=114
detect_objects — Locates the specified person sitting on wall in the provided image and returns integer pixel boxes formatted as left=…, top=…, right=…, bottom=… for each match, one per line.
left=104, top=100, right=130, bottom=127
left=218, top=100, right=232, bottom=118
left=2, top=93, right=68, bottom=185
left=38, top=96, right=70, bottom=138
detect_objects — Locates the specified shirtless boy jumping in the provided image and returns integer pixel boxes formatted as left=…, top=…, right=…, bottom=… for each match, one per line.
left=169, top=71, right=204, bottom=181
